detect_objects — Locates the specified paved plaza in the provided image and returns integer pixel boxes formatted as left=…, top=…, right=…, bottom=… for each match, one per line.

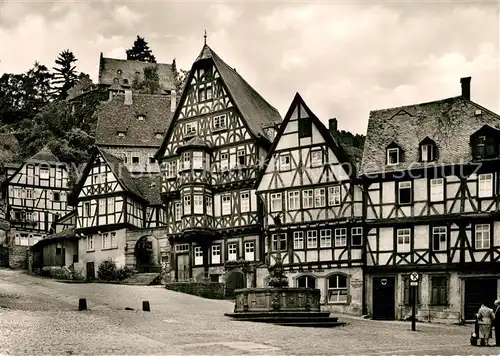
left=0, top=269, right=497, bottom=355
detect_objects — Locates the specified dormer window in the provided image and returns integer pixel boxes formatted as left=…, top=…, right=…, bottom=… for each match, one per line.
left=471, top=125, right=500, bottom=159
left=117, top=132, right=126, bottom=138
left=137, top=114, right=145, bottom=121
left=386, top=142, right=402, bottom=165
left=117, top=69, right=122, bottom=75
left=419, top=137, right=437, bottom=162
left=155, top=133, right=163, bottom=139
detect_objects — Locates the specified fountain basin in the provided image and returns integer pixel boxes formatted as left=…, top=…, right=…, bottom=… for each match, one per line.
left=224, top=288, right=345, bottom=327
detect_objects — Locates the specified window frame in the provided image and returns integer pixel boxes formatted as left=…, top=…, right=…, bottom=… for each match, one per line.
left=270, top=192, right=282, bottom=213
left=221, top=195, right=231, bottom=215
left=334, top=228, right=347, bottom=247
left=310, top=149, right=324, bottom=168
left=398, top=181, right=412, bottom=205
left=240, top=191, right=250, bottom=213
left=279, top=154, right=291, bottom=172
left=302, top=189, right=314, bottom=209
left=478, top=173, right=494, bottom=198
left=314, top=187, right=326, bottom=208
left=211, top=245, right=221, bottom=264
left=351, top=227, right=363, bottom=246
left=306, top=230, right=317, bottom=249
left=430, top=178, right=444, bottom=202
left=386, top=147, right=399, bottom=165
left=320, top=229, right=332, bottom=248
left=293, top=231, right=304, bottom=249
left=327, top=274, right=349, bottom=304
left=244, top=241, right=255, bottom=261
left=288, top=191, right=300, bottom=211
left=432, top=226, right=447, bottom=252
left=271, top=233, right=287, bottom=251
left=328, top=186, right=341, bottom=206
left=429, top=275, right=448, bottom=306
left=212, top=114, right=227, bottom=131
left=475, top=223, right=491, bottom=250
left=396, top=228, right=411, bottom=252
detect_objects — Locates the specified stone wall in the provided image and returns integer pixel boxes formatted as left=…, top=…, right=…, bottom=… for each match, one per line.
left=9, top=245, right=28, bottom=269
left=0, top=246, right=8, bottom=267
left=165, top=282, right=226, bottom=299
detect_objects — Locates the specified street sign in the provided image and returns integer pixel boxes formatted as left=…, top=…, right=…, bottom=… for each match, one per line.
left=410, top=281, right=418, bottom=287
left=410, top=272, right=419, bottom=282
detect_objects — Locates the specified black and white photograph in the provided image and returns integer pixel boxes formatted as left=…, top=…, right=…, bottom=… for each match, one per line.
left=0, top=0, right=499, bottom=354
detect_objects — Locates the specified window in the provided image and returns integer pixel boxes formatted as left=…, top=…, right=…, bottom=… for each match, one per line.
left=334, top=228, right=347, bottom=247
left=403, top=275, right=421, bottom=305
left=110, top=232, right=116, bottom=248
left=475, top=224, right=490, bottom=249
left=117, top=69, right=122, bottom=75
left=315, top=188, right=325, bottom=207
left=311, top=150, right=323, bottom=167
left=84, top=202, right=91, bottom=217
left=132, top=156, right=139, bottom=164
left=351, top=227, right=363, bottom=246
left=206, top=85, right=213, bottom=100
left=270, top=193, right=282, bottom=212
left=272, top=233, right=287, bottom=251
left=288, top=191, right=300, bottom=210
left=397, top=228, right=411, bottom=252
left=328, top=186, right=341, bottom=206
left=432, top=226, right=447, bottom=251
left=244, top=241, right=255, bottom=261
left=478, top=173, right=493, bottom=198
left=297, top=275, right=316, bottom=289
left=430, top=178, right=444, bottom=202
left=193, top=152, right=203, bottom=169
left=328, top=274, right=348, bottom=303
left=175, top=202, right=182, bottom=221
left=185, top=122, right=197, bottom=136
left=137, top=115, right=145, bottom=121
left=183, top=196, right=191, bottom=215
left=148, top=157, right=155, bottom=164
left=211, top=245, right=221, bottom=264
left=117, top=131, right=126, bottom=138
left=212, top=114, right=227, bottom=130
left=99, top=199, right=106, bottom=214
left=182, top=152, right=191, bottom=170
left=198, top=88, right=206, bottom=102
left=387, top=148, right=399, bottom=165
left=298, top=118, right=312, bottom=138
left=25, top=189, right=33, bottom=200
left=303, top=190, right=313, bottom=209
left=430, top=276, right=448, bottom=305
left=194, top=246, right=203, bottom=265
left=421, top=144, right=434, bottom=162
left=102, top=233, right=110, bottom=249
left=86, top=236, right=94, bottom=251
left=320, top=229, right=332, bottom=248
left=52, top=191, right=61, bottom=202
left=155, top=133, right=163, bottom=139
left=39, top=168, right=49, bottom=180
left=237, top=150, right=245, bottom=166
left=307, top=230, right=317, bottom=249
left=398, top=181, right=412, bottom=205
left=293, top=231, right=304, bottom=249
left=193, top=195, right=203, bottom=214
left=220, top=153, right=229, bottom=171
left=206, top=196, right=213, bottom=216
left=167, top=161, right=177, bottom=178
left=221, top=195, right=231, bottom=215
left=175, top=244, right=189, bottom=253
left=228, top=243, right=237, bottom=261
left=279, top=154, right=291, bottom=171
left=240, top=192, right=250, bottom=213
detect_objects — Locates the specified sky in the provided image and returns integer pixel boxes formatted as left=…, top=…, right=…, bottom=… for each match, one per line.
left=1, top=0, right=499, bottom=134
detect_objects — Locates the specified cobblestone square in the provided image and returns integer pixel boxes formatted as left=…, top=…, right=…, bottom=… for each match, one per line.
left=0, top=270, right=498, bottom=355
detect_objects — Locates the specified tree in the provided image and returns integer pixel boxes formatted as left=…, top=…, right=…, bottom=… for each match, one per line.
left=126, top=35, right=156, bottom=63
left=52, top=49, right=79, bottom=100
left=174, top=68, right=189, bottom=93
left=131, top=66, right=161, bottom=94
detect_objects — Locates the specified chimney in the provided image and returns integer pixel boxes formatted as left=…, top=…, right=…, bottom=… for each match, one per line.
left=170, top=89, right=176, bottom=112
left=329, top=118, right=338, bottom=132
left=460, top=77, right=471, bottom=100
left=124, top=89, right=133, bottom=105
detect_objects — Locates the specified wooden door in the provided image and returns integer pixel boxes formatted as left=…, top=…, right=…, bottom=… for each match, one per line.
left=176, top=254, right=189, bottom=281
left=372, top=276, right=395, bottom=320
left=86, top=262, right=95, bottom=281
left=464, top=278, right=497, bottom=321
left=226, top=271, right=246, bottom=299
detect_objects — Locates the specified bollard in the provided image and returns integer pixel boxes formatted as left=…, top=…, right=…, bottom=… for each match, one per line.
left=142, top=301, right=150, bottom=312
left=78, top=298, right=87, bottom=311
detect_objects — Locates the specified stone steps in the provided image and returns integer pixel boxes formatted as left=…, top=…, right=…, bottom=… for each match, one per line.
left=225, top=312, right=344, bottom=328
left=121, top=273, right=160, bottom=286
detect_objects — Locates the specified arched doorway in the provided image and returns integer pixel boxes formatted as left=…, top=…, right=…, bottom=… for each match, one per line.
left=225, top=270, right=246, bottom=298
left=134, top=235, right=161, bottom=273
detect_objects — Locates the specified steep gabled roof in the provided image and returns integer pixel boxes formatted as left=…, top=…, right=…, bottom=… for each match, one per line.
left=99, top=55, right=176, bottom=93
left=255, top=93, right=355, bottom=188
left=27, top=146, right=60, bottom=164
left=360, top=95, right=500, bottom=175
left=70, top=147, right=162, bottom=206
left=96, top=93, right=172, bottom=147
left=155, top=44, right=282, bottom=159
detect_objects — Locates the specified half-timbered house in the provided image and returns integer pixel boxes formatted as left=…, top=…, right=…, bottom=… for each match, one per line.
left=2, top=146, right=73, bottom=268
left=95, top=92, right=174, bottom=174
left=155, top=44, right=282, bottom=293
left=255, top=94, right=364, bottom=314
left=360, top=77, right=500, bottom=323
left=69, top=147, right=168, bottom=279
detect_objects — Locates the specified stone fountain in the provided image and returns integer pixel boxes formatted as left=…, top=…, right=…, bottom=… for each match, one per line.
left=224, top=256, right=344, bottom=327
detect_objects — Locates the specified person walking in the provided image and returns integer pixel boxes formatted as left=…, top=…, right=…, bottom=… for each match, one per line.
left=477, top=303, right=495, bottom=346
left=494, top=299, right=500, bottom=346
